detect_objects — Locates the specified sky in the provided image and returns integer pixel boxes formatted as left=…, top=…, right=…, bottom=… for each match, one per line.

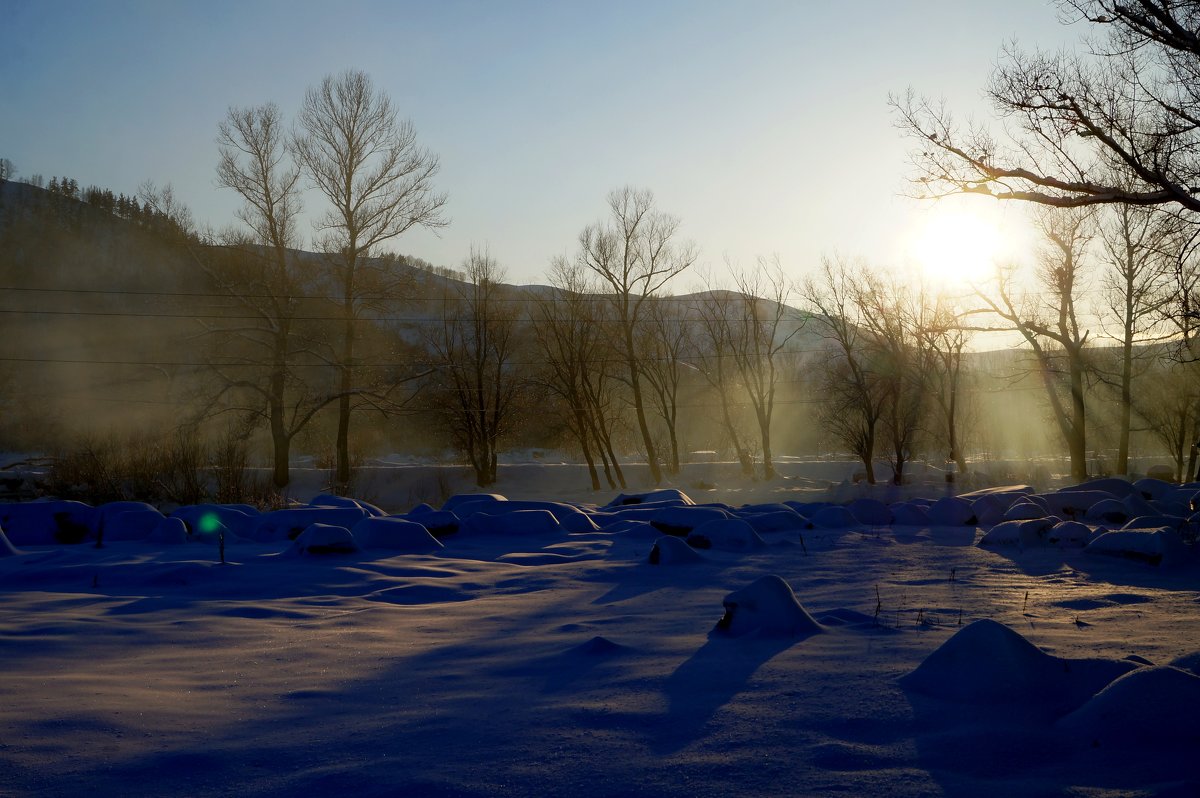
left=2, top=0, right=1086, bottom=288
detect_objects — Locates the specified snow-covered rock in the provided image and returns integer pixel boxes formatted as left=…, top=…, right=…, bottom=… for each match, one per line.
left=647, top=535, right=705, bottom=565
left=146, top=516, right=188, bottom=545
left=1065, top=477, right=1136, bottom=499
left=605, top=489, right=694, bottom=507
left=847, top=498, right=891, bottom=526
left=740, top=509, right=808, bottom=533
left=649, top=505, right=729, bottom=536
left=686, top=518, right=767, bottom=552
left=171, top=504, right=258, bottom=540
left=252, top=507, right=369, bottom=542
left=978, top=518, right=1056, bottom=548
left=1057, top=666, right=1200, bottom=746
left=449, top=499, right=598, bottom=532
left=442, top=493, right=506, bottom=513
left=460, top=509, right=562, bottom=536
left=715, top=575, right=823, bottom=637
left=1040, top=490, right=1112, bottom=517
left=1131, top=477, right=1176, bottom=501
left=927, top=496, right=975, bottom=526
left=809, top=505, right=858, bottom=529
left=290, top=523, right=360, bottom=556
left=351, top=517, right=442, bottom=553
left=103, top=509, right=163, bottom=541
left=0, top=500, right=95, bottom=545
left=1084, top=499, right=1130, bottom=525
left=404, top=509, right=459, bottom=537
left=95, top=501, right=158, bottom=533
left=1121, top=492, right=1158, bottom=519
left=1003, top=500, right=1050, bottom=522
left=1084, top=527, right=1189, bottom=567
left=1046, top=521, right=1091, bottom=547
left=900, top=619, right=1135, bottom=708
left=890, top=502, right=931, bottom=526
left=310, top=494, right=385, bottom=517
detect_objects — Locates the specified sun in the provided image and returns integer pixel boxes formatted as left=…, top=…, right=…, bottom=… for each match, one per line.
left=908, top=204, right=1007, bottom=286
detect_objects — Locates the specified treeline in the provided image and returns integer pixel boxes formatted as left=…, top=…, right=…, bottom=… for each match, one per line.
left=9, top=56, right=1200, bottom=493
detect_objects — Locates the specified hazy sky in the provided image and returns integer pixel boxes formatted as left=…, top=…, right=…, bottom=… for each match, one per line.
left=3, top=0, right=1083, bottom=287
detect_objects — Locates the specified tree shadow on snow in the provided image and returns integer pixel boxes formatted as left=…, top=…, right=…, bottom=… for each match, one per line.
left=652, top=632, right=799, bottom=755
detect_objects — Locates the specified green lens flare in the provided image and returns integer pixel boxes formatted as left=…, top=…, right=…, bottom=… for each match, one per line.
left=198, top=512, right=222, bottom=534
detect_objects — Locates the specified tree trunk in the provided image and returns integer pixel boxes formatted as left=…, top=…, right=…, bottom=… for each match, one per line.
left=755, top=406, right=775, bottom=480
left=1069, top=361, right=1088, bottom=481
left=1118, top=338, right=1132, bottom=475
left=335, top=298, right=355, bottom=493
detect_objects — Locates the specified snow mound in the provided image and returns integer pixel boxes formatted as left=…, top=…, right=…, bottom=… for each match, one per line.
left=1004, top=500, right=1050, bottom=521
left=407, top=509, right=459, bottom=537
left=649, top=505, right=729, bottom=536
left=648, top=535, right=706, bottom=564
left=1132, top=477, right=1176, bottom=501
left=605, top=489, right=694, bottom=507
left=809, top=505, right=857, bottom=529
left=351, top=517, right=442, bottom=553
left=686, top=518, right=766, bottom=552
left=252, top=507, right=368, bottom=542
left=900, top=619, right=1136, bottom=707
left=442, top=493, right=506, bottom=513
left=146, top=517, right=189, bottom=545
left=450, top=499, right=598, bottom=532
left=741, top=509, right=807, bottom=533
left=1084, top=527, right=1189, bottom=567
left=889, top=502, right=931, bottom=526
left=1067, top=477, right=1136, bottom=498
left=290, top=523, right=360, bottom=556
left=310, top=494, right=385, bottom=516
left=0, top=500, right=95, bottom=545
left=847, top=498, right=891, bottom=525
left=928, top=496, right=975, bottom=526
left=104, top=509, right=163, bottom=541
left=1085, top=498, right=1130, bottom=525
left=977, top=518, right=1055, bottom=548
left=1170, top=651, right=1200, bottom=675
left=460, top=509, right=562, bottom=536
left=1046, top=521, right=1091, bottom=547
left=715, top=575, right=823, bottom=638
left=171, top=505, right=258, bottom=539
left=1042, top=490, right=1114, bottom=516
left=1057, top=666, right=1200, bottom=747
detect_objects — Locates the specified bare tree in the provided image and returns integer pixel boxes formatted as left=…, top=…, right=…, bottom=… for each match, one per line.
left=1135, top=355, right=1197, bottom=482
left=637, top=296, right=690, bottom=475
left=212, top=103, right=335, bottom=488
left=529, top=258, right=624, bottom=490
left=1157, top=217, right=1200, bottom=478
left=576, top=187, right=696, bottom=485
left=293, top=69, right=447, bottom=492
left=692, top=285, right=755, bottom=475
left=726, top=256, right=801, bottom=480
left=0, top=158, right=14, bottom=184
left=852, top=272, right=934, bottom=486
left=427, top=248, right=522, bottom=487
left=920, top=291, right=974, bottom=474
left=893, top=2, right=1200, bottom=215
left=802, top=258, right=886, bottom=484
left=973, top=208, right=1096, bottom=480
left=1093, top=203, right=1173, bottom=474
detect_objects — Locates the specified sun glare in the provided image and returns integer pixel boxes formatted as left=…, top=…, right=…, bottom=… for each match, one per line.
left=909, top=205, right=1006, bottom=286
